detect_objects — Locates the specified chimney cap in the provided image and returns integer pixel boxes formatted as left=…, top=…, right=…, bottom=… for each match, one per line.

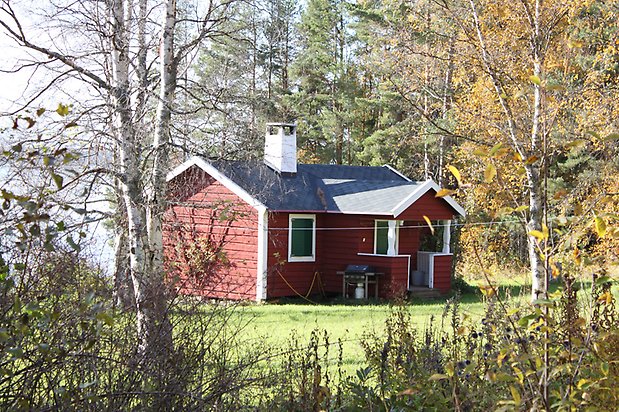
left=266, top=122, right=296, bottom=128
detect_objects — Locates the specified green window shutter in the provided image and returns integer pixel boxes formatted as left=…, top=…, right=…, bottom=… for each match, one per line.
left=291, top=218, right=314, bottom=257
left=375, top=221, right=388, bottom=254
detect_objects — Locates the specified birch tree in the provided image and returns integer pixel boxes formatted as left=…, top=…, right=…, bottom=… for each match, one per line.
left=439, top=0, right=571, bottom=300
left=0, top=0, right=234, bottom=369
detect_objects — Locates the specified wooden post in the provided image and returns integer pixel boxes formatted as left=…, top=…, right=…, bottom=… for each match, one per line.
left=442, top=220, right=451, bottom=253
left=387, top=220, right=397, bottom=255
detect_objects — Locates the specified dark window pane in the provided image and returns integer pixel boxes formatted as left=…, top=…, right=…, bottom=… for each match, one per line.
left=375, top=221, right=388, bottom=254
left=291, top=218, right=313, bottom=257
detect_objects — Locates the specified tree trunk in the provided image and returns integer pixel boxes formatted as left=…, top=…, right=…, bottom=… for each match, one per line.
left=108, top=0, right=174, bottom=373
left=140, top=0, right=177, bottom=360
left=527, top=1, right=547, bottom=301
left=526, top=164, right=546, bottom=300
left=438, top=37, right=455, bottom=188
left=113, top=218, right=134, bottom=309
left=464, top=0, right=548, bottom=301
left=423, top=6, right=430, bottom=181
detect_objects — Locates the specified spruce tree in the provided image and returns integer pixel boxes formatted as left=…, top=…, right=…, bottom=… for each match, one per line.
left=289, top=0, right=356, bottom=164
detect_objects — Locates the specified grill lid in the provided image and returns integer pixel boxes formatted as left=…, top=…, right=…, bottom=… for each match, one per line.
left=344, top=264, right=375, bottom=274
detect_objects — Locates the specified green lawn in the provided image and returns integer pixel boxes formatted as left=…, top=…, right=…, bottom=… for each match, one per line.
left=227, top=295, right=489, bottom=376
left=202, top=278, right=587, bottom=378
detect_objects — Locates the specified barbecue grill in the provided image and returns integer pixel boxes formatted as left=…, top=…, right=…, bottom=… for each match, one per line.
left=343, top=264, right=375, bottom=282
left=339, top=264, right=380, bottom=299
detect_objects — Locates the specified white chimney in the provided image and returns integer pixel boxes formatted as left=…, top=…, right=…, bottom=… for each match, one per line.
left=264, top=123, right=297, bottom=174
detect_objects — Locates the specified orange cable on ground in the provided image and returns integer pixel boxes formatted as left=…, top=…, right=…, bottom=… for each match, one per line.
left=275, top=269, right=325, bottom=304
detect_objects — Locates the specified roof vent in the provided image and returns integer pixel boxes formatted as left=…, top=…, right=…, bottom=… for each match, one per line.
left=264, top=123, right=297, bottom=174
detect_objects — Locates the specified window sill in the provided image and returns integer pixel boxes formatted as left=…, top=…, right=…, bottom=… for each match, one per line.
left=358, top=252, right=411, bottom=258
left=288, top=256, right=316, bottom=263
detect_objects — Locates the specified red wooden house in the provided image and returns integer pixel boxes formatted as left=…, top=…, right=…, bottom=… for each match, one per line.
left=164, top=123, right=465, bottom=301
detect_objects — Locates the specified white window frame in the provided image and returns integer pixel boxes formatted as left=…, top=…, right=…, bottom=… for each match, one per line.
left=374, top=220, right=401, bottom=255
left=288, top=214, right=316, bottom=262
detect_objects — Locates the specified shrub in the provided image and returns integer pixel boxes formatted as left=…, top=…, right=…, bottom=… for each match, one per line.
left=340, top=277, right=619, bottom=411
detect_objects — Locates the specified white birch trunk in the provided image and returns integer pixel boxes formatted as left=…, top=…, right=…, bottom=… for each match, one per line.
left=467, top=0, right=547, bottom=301
left=108, top=0, right=174, bottom=360
left=527, top=0, right=547, bottom=301
left=438, top=38, right=455, bottom=188
left=139, top=0, right=177, bottom=359
left=113, top=222, right=134, bottom=308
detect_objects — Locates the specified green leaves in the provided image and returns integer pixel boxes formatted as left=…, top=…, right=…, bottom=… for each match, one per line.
left=56, top=103, right=70, bottom=117
left=429, top=373, right=449, bottom=381
left=6, top=346, right=24, bottom=360
left=489, top=142, right=503, bottom=156
left=51, top=173, right=63, bottom=189
left=594, top=275, right=613, bottom=285
left=67, top=236, right=81, bottom=252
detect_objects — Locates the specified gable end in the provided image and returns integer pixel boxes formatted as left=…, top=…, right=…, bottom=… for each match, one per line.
left=391, top=180, right=466, bottom=218
left=167, top=156, right=266, bottom=211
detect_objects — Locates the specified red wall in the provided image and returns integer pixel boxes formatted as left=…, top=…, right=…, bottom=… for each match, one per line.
left=319, top=214, right=365, bottom=294
left=266, top=212, right=322, bottom=297
left=396, top=190, right=457, bottom=221
left=265, top=213, right=427, bottom=299
left=164, top=167, right=258, bottom=300
left=433, top=255, right=452, bottom=293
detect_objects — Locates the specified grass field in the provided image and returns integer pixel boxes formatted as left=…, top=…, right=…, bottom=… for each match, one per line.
left=223, top=277, right=577, bottom=376
left=226, top=294, right=489, bottom=376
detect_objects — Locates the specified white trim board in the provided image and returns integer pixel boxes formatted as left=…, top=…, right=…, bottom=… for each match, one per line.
left=288, top=213, right=316, bottom=262
left=357, top=253, right=411, bottom=258
left=256, top=206, right=268, bottom=301
left=382, top=164, right=412, bottom=182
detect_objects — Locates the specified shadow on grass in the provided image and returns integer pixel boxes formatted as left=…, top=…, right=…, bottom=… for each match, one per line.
left=268, top=295, right=394, bottom=307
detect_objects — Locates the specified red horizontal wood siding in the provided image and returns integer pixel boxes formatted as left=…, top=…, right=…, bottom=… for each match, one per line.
left=433, top=255, right=452, bottom=293
left=396, top=190, right=458, bottom=221
left=318, top=214, right=366, bottom=295
left=399, top=223, right=421, bottom=272
left=351, top=255, right=410, bottom=299
left=164, top=166, right=258, bottom=300
left=266, top=212, right=321, bottom=298
left=165, top=166, right=458, bottom=301
left=266, top=213, right=421, bottom=299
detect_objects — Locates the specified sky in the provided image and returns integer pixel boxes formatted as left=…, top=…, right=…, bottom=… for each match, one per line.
left=0, top=38, right=34, bottom=116
left=0, top=6, right=115, bottom=273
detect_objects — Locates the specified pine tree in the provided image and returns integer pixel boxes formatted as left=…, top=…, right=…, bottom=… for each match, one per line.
left=289, top=0, right=356, bottom=164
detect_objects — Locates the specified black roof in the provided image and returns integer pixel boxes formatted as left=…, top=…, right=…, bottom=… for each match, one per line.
left=209, top=160, right=426, bottom=213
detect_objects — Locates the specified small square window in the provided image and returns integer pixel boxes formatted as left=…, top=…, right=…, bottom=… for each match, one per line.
left=289, top=215, right=316, bottom=262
